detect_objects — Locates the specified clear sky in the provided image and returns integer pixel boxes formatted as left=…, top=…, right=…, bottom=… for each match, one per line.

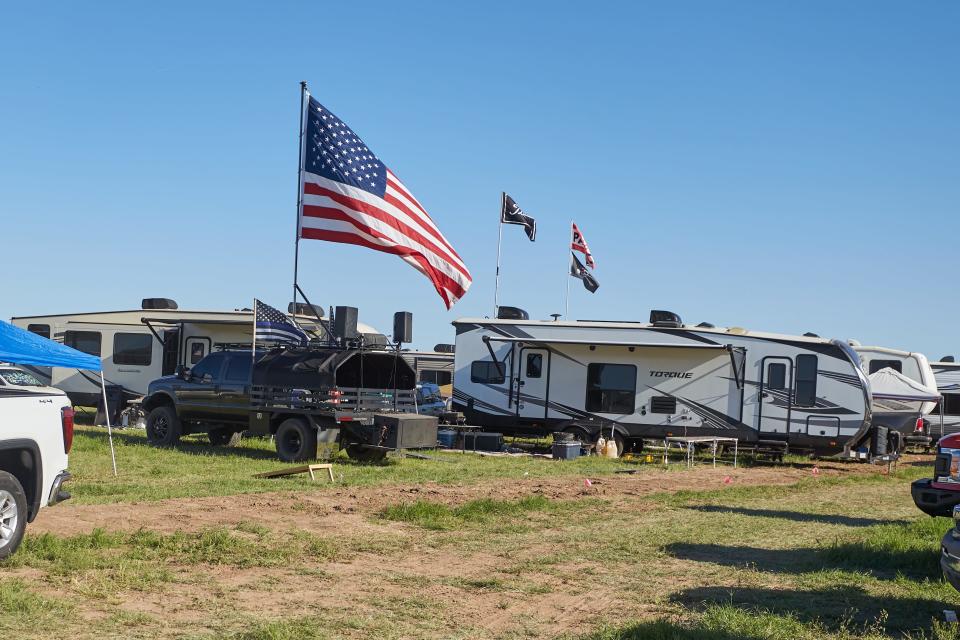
left=1, top=2, right=957, bottom=356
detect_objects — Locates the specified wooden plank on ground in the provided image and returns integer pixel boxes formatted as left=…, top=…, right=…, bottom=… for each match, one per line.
left=254, top=464, right=335, bottom=482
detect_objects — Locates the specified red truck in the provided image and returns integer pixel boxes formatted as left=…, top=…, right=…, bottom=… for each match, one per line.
left=912, top=433, right=960, bottom=591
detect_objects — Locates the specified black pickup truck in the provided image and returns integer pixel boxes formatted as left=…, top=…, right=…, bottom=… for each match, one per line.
left=140, top=346, right=438, bottom=462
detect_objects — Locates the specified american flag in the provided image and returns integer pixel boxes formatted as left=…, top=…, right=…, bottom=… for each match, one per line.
left=254, top=299, right=308, bottom=345
left=298, top=95, right=472, bottom=309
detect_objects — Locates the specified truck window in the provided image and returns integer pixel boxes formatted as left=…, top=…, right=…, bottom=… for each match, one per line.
left=113, top=333, right=153, bottom=366
left=224, top=356, right=252, bottom=382
left=869, top=359, right=902, bottom=374
left=471, top=360, right=505, bottom=384
left=27, top=324, right=50, bottom=339
left=189, top=354, right=224, bottom=380
left=64, top=331, right=102, bottom=357
left=585, top=363, right=636, bottom=414
left=795, top=355, right=818, bottom=407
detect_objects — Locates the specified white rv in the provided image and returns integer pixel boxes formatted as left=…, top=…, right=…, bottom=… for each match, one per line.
left=851, top=344, right=937, bottom=414
left=928, top=360, right=960, bottom=436
left=452, top=310, right=892, bottom=458
left=10, top=300, right=339, bottom=406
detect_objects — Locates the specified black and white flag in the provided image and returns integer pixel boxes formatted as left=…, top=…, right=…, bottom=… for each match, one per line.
left=500, top=192, right=536, bottom=241
left=570, top=253, right=599, bottom=293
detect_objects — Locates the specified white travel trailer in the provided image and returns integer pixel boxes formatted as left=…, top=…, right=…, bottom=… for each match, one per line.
left=928, top=359, right=960, bottom=436
left=452, top=311, right=893, bottom=458
left=851, top=344, right=938, bottom=414
left=10, top=299, right=344, bottom=406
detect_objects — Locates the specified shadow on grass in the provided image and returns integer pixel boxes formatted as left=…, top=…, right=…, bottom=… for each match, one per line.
left=672, top=585, right=946, bottom=634
left=687, top=505, right=909, bottom=528
left=77, top=427, right=394, bottom=466
left=582, top=619, right=760, bottom=640
left=664, top=542, right=940, bottom=581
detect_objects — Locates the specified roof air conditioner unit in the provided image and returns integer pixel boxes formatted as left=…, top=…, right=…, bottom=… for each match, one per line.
left=497, top=306, right=529, bottom=320
left=142, top=298, right=178, bottom=310
left=649, top=310, right=682, bottom=328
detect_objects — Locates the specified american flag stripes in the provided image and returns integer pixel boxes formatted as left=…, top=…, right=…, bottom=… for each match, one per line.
left=297, top=95, right=472, bottom=309
left=254, top=300, right=308, bottom=346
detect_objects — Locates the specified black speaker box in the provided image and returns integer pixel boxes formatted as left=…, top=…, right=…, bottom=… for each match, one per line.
left=334, top=306, right=359, bottom=339
left=393, top=311, right=413, bottom=344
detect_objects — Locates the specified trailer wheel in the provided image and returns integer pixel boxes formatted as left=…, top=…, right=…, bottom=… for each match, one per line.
left=275, top=418, right=317, bottom=462
left=208, top=428, right=242, bottom=447
left=345, top=444, right=387, bottom=463
left=0, top=471, right=27, bottom=560
left=146, top=406, right=182, bottom=447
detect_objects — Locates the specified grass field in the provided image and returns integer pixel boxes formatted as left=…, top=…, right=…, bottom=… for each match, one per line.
left=2, top=426, right=958, bottom=639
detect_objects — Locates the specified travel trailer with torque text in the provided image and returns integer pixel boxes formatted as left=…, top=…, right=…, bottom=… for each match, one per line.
left=452, top=310, right=894, bottom=459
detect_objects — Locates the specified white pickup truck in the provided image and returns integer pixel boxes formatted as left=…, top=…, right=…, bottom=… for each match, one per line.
left=0, top=366, right=73, bottom=559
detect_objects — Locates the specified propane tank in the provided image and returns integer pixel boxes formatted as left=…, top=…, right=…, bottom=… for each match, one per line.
left=595, top=436, right=606, bottom=456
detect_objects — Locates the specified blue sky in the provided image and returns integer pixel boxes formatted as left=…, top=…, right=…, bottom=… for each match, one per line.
left=1, top=2, right=957, bottom=356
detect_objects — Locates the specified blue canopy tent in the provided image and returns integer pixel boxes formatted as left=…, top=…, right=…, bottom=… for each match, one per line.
left=0, top=320, right=117, bottom=474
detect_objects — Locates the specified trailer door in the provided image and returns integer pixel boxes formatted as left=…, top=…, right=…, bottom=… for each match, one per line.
left=757, top=356, right=793, bottom=437
left=516, top=348, right=549, bottom=420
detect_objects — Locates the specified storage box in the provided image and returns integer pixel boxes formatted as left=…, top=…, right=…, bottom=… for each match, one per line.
left=437, top=429, right=457, bottom=449
left=463, top=432, right=503, bottom=452
left=358, top=413, right=439, bottom=449
left=552, top=441, right=582, bottom=460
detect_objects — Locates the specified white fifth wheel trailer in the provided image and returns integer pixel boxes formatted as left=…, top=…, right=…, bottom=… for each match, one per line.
left=850, top=343, right=938, bottom=436
left=10, top=299, right=376, bottom=406
left=452, top=310, right=893, bottom=458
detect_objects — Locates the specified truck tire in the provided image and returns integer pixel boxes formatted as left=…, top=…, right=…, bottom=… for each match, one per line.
left=275, top=418, right=317, bottom=462
left=345, top=444, right=387, bottom=463
left=208, top=428, right=242, bottom=447
left=146, top=406, right=182, bottom=447
left=0, top=471, right=27, bottom=560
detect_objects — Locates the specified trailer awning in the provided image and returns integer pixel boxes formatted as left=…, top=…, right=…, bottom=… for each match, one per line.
left=481, top=336, right=730, bottom=350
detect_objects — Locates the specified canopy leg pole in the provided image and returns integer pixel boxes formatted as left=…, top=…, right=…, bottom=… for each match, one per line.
left=100, top=371, right=117, bottom=477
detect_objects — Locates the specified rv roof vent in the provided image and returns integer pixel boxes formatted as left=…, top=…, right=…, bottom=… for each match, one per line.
left=142, top=298, right=178, bottom=310
left=848, top=339, right=862, bottom=346
left=497, top=306, right=529, bottom=320
left=943, top=355, right=956, bottom=363
left=696, top=322, right=715, bottom=328
left=649, top=310, right=682, bottom=328
left=288, top=302, right=324, bottom=318
left=434, top=343, right=455, bottom=353
left=727, top=327, right=747, bottom=335
left=803, top=332, right=820, bottom=338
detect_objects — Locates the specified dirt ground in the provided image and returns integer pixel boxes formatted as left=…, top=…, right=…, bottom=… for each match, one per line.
left=32, top=458, right=878, bottom=537
left=20, top=457, right=922, bottom=639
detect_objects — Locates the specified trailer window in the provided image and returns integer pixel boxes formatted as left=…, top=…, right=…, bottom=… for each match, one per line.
left=64, top=331, right=101, bottom=357
left=936, top=394, right=960, bottom=416
left=471, top=360, right=505, bottom=384
left=420, top=370, right=452, bottom=386
left=795, top=355, right=818, bottom=407
left=868, top=359, right=902, bottom=374
left=526, top=353, right=542, bottom=378
left=767, top=362, right=787, bottom=391
left=586, top=363, right=636, bottom=414
left=27, top=324, right=50, bottom=339
left=113, top=333, right=152, bottom=366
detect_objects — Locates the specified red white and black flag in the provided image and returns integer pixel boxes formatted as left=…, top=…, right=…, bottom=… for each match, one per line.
left=297, top=93, right=472, bottom=310
left=571, top=222, right=595, bottom=268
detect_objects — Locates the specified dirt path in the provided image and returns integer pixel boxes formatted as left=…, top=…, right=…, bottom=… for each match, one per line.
left=32, top=458, right=886, bottom=537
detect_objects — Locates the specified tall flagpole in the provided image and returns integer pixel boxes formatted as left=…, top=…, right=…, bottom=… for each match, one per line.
left=564, top=219, right=572, bottom=319
left=292, top=81, right=308, bottom=316
left=493, top=191, right=505, bottom=316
